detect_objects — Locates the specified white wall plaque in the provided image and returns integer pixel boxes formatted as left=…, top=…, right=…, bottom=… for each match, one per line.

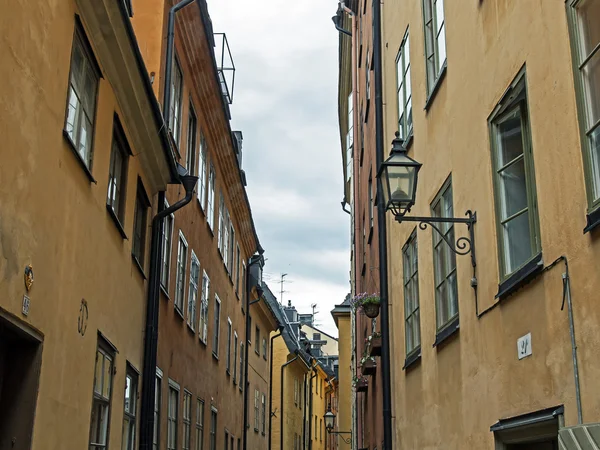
left=22, top=295, right=30, bottom=316
left=517, top=332, right=532, bottom=360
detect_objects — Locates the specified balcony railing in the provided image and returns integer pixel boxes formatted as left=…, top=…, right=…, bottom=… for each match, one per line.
left=213, top=33, right=235, bottom=104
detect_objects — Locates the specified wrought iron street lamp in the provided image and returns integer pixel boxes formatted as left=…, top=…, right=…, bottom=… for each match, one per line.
left=377, top=132, right=477, bottom=267
left=324, top=404, right=352, bottom=445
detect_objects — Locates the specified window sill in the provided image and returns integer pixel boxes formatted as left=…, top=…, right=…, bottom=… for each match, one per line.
left=584, top=206, right=600, bottom=233
left=254, top=428, right=259, bottom=434
left=255, top=350, right=260, bottom=357
left=496, top=252, right=543, bottom=300
left=174, top=306, right=184, bottom=320
left=365, top=99, right=370, bottom=123
left=187, top=323, right=195, bottom=334
left=160, top=284, right=170, bottom=300
left=131, top=254, right=147, bottom=280
left=433, top=316, right=459, bottom=348
left=361, top=263, right=366, bottom=276
left=63, top=130, right=97, bottom=184
left=424, top=62, right=447, bottom=112
left=402, top=349, right=421, bottom=371
left=367, top=226, right=373, bottom=244
left=226, top=369, right=230, bottom=377
left=196, top=197, right=205, bottom=215
left=405, top=132, right=414, bottom=150
left=199, top=337, right=207, bottom=346
left=168, top=130, right=181, bottom=160
left=212, top=352, right=219, bottom=361
left=207, top=221, right=215, bottom=237
left=106, top=205, right=128, bottom=239
left=263, top=355, right=267, bottom=361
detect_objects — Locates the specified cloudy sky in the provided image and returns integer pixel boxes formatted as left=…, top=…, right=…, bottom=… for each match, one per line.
left=208, top=0, right=349, bottom=335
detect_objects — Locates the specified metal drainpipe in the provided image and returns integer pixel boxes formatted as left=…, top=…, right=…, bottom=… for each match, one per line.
left=373, top=0, right=393, bottom=447
left=308, top=367, right=317, bottom=450
left=303, top=372, right=308, bottom=450
left=163, top=0, right=196, bottom=128
left=281, top=356, right=299, bottom=450
left=268, top=329, right=283, bottom=450
left=139, top=174, right=198, bottom=450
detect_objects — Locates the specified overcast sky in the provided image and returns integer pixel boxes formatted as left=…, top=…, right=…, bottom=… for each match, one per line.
left=208, top=0, right=349, bottom=336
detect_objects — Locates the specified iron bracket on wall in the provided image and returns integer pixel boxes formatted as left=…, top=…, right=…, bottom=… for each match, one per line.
left=397, top=210, right=477, bottom=268
left=327, top=431, right=352, bottom=445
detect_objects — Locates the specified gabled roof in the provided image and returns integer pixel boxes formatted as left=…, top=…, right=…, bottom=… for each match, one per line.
left=262, top=281, right=312, bottom=366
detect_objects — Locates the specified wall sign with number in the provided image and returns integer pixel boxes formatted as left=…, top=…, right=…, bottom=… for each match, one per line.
left=517, top=333, right=532, bottom=360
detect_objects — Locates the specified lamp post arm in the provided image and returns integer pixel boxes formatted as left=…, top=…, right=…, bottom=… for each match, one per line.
left=327, top=430, right=352, bottom=445
left=397, top=210, right=477, bottom=267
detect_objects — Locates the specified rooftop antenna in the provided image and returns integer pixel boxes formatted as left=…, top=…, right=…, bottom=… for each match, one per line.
left=280, top=273, right=288, bottom=305
left=311, top=303, right=319, bottom=326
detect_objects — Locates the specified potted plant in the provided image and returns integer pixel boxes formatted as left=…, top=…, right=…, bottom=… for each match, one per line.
left=353, top=375, right=368, bottom=392
left=351, top=293, right=381, bottom=319
left=368, top=332, right=382, bottom=357
left=360, top=355, right=377, bottom=376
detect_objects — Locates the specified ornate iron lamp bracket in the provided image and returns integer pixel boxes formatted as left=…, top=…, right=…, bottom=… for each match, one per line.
left=396, top=210, right=477, bottom=268
left=327, top=430, right=352, bottom=445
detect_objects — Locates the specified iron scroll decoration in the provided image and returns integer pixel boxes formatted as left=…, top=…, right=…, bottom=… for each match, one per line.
left=397, top=210, right=477, bottom=268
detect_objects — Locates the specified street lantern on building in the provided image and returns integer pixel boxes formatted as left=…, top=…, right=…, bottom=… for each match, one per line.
left=377, top=132, right=478, bottom=267
left=323, top=404, right=352, bottom=445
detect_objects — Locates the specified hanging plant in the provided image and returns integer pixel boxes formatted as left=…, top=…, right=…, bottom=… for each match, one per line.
left=351, top=293, right=381, bottom=318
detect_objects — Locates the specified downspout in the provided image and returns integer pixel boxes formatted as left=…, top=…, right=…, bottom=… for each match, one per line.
left=303, top=373, right=308, bottom=450
left=243, top=255, right=263, bottom=450
left=281, top=356, right=299, bottom=450
left=564, top=262, right=583, bottom=424
left=163, top=0, right=197, bottom=127
left=268, top=329, right=283, bottom=450
left=139, top=173, right=198, bottom=450
left=373, top=0, right=393, bottom=448
left=309, top=366, right=317, bottom=450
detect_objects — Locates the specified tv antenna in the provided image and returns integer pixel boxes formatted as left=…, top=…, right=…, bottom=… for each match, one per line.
left=280, top=273, right=288, bottom=305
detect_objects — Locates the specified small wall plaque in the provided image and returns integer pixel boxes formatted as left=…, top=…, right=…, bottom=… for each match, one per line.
left=517, top=333, right=532, bottom=360
left=24, top=265, right=34, bottom=292
left=22, top=295, right=30, bottom=316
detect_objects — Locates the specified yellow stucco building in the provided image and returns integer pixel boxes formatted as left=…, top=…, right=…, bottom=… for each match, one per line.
left=0, top=0, right=182, bottom=448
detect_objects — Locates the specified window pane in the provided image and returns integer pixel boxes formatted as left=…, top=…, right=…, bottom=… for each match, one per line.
left=437, top=24, right=447, bottom=69
left=503, top=210, right=532, bottom=273
left=66, top=88, right=80, bottom=141
left=581, top=48, right=600, bottom=128
left=497, top=113, right=524, bottom=166
left=103, top=355, right=112, bottom=399
left=94, top=351, right=104, bottom=395
left=576, top=0, right=600, bottom=59
left=499, top=158, right=527, bottom=219
left=591, top=126, right=600, bottom=197
left=79, top=117, right=92, bottom=163
left=435, top=0, right=445, bottom=33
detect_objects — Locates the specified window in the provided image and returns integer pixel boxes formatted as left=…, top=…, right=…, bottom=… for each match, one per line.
left=254, top=327, right=260, bottom=355
left=210, top=408, right=217, bottom=450
left=167, top=381, right=179, bottom=450
left=233, top=332, right=238, bottom=384
left=123, top=0, right=133, bottom=16
left=294, top=378, right=298, bottom=406
left=241, top=261, right=247, bottom=306
left=228, top=226, right=235, bottom=275
left=403, top=231, right=421, bottom=357
left=161, top=200, right=175, bottom=289
left=366, top=49, right=371, bottom=116
left=226, top=319, right=232, bottom=373
left=89, top=337, right=114, bottom=450
left=224, top=431, right=229, bottom=450
left=175, top=232, right=188, bottom=313
left=121, top=366, right=138, bottom=450
left=213, top=295, right=221, bottom=357
left=186, top=104, right=197, bottom=175
left=183, top=391, right=192, bottom=450
left=396, top=30, right=413, bottom=138
left=431, top=179, right=458, bottom=330
left=207, top=164, right=216, bottom=230
left=320, top=419, right=322, bottom=441
left=299, top=383, right=302, bottom=409
left=223, top=212, right=230, bottom=270
left=107, top=119, right=129, bottom=224
left=368, top=173, right=374, bottom=231
left=65, top=22, right=100, bottom=170
left=262, top=338, right=267, bottom=360
left=198, top=133, right=207, bottom=209
left=153, top=368, right=162, bottom=450
left=489, top=70, right=540, bottom=280
left=254, top=389, right=260, bottom=431
left=169, top=57, right=183, bottom=145
left=235, top=245, right=241, bottom=297
left=346, top=91, right=354, bottom=185
left=218, top=193, right=225, bottom=253
left=261, top=393, right=266, bottom=435
left=187, top=252, right=200, bottom=330
left=239, top=343, right=244, bottom=391
left=423, top=0, right=446, bottom=96
left=132, top=180, right=150, bottom=269
left=199, top=271, right=210, bottom=344
left=196, top=399, right=204, bottom=450
left=314, top=416, right=317, bottom=440
left=567, top=0, right=600, bottom=210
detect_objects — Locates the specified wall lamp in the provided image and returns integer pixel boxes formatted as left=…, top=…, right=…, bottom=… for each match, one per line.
left=377, top=132, right=477, bottom=268
left=324, top=404, right=352, bottom=445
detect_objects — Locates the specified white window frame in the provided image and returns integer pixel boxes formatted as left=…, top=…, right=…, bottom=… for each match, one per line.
left=198, top=133, right=207, bottom=210
left=403, top=230, right=421, bottom=357
left=169, top=56, right=183, bottom=146
left=261, top=393, right=266, bottom=435
left=207, top=164, right=215, bottom=230
left=209, top=407, right=217, bottom=450
left=175, top=231, right=188, bottom=314
left=89, top=339, right=114, bottom=450
left=396, top=29, right=412, bottom=139
left=196, top=398, right=204, bottom=450
left=186, top=102, right=197, bottom=176
left=422, top=0, right=447, bottom=95
left=187, top=251, right=200, bottom=331
left=122, top=365, right=138, bottom=450
left=226, top=318, right=232, bottom=374
left=198, top=271, right=210, bottom=344
left=239, top=342, right=244, bottom=392
left=254, top=389, right=260, bottom=431
left=161, top=200, right=175, bottom=290
left=153, top=368, right=163, bottom=450
left=183, top=390, right=192, bottom=450
left=233, top=332, right=238, bottom=384
left=213, top=295, right=221, bottom=358
left=167, top=379, right=180, bottom=450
